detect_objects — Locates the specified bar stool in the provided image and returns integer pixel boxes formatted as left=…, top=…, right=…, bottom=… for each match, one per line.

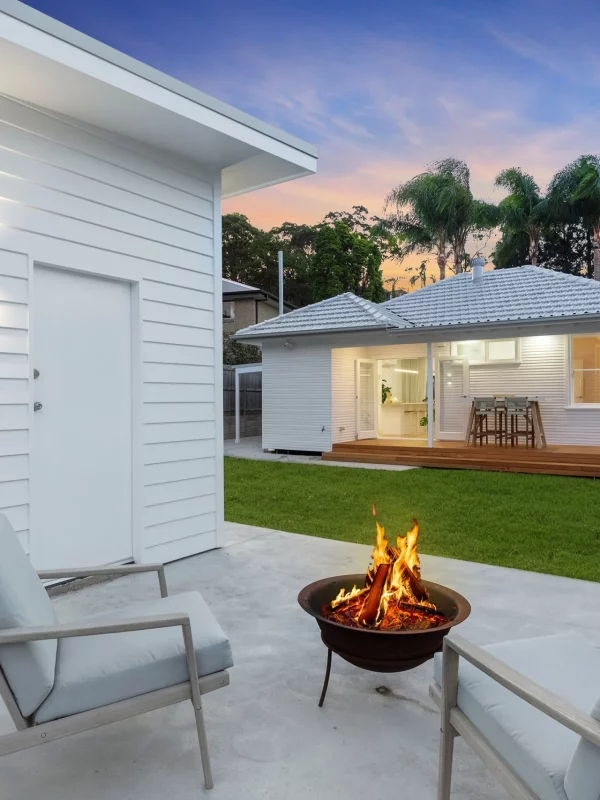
left=506, top=397, right=534, bottom=447
left=471, top=397, right=497, bottom=446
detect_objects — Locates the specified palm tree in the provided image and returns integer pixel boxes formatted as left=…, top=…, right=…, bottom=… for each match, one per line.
left=547, top=155, right=600, bottom=280
left=385, top=165, right=457, bottom=280
left=494, top=168, right=545, bottom=266
left=435, top=159, right=498, bottom=273
left=385, top=160, right=497, bottom=280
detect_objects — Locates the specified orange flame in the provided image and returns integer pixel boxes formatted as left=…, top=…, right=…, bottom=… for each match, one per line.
left=324, top=511, right=445, bottom=631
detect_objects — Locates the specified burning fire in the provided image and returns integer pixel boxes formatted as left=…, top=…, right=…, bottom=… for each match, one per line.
left=323, top=506, right=446, bottom=631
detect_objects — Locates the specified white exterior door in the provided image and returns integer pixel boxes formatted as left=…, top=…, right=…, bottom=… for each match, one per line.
left=436, top=357, right=469, bottom=440
left=31, top=267, right=133, bottom=569
left=356, top=359, right=377, bottom=439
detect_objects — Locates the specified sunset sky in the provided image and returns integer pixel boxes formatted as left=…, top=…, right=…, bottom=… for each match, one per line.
left=25, top=0, right=600, bottom=281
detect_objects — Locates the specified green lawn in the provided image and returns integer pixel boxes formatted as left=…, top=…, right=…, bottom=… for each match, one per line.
left=225, top=457, right=600, bottom=583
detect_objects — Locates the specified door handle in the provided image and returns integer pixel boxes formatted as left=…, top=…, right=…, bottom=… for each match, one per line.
left=34, top=402, right=43, bottom=412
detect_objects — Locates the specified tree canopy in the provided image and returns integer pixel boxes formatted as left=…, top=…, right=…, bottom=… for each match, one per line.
left=222, top=206, right=388, bottom=308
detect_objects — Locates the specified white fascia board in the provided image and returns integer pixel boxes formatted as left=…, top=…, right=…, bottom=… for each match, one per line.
left=0, top=1, right=317, bottom=183
left=236, top=314, right=600, bottom=348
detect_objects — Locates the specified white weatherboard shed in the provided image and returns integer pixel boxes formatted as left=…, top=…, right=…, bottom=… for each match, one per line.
left=0, top=0, right=316, bottom=568
left=236, top=266, right=600, bottom=453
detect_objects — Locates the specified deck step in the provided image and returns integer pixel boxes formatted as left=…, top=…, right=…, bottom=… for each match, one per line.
left=321, top=447, right=600, bottom=477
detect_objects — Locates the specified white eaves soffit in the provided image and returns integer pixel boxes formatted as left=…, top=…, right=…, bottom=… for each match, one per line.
left=0, top=1, right=317, bottom=196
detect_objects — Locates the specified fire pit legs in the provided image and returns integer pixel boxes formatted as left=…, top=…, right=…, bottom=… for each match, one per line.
left=318, top=648, right=333, bottom=707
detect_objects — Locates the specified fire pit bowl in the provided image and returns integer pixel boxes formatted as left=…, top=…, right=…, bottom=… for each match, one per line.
left=298, top=574, right=471, bottom=674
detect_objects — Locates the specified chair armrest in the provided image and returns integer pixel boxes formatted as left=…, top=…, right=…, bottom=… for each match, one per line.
left=444, top=634, right=600, bottom=748
left=37, top=563, right=168, bottom=597
left=0, top=612, right=190, bottom=644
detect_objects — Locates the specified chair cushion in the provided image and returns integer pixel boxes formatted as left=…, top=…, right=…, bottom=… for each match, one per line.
left=564, top=694, right=600, bottom=800
left=433, top=633, right=600, bottom=800
left=0, top=514, right=58, bottom=717
left=34, top=591, right=232, bottom=723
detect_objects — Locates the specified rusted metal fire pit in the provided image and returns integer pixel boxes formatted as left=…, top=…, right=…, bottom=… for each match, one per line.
left=298, top=573, right=471, bottom=705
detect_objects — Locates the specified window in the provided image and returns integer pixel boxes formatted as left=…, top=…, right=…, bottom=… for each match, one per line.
left=451, top=339, right=519, bottom=364
left=223, top=301, right=235, bottom=320
left=572, top=335, right=600, bottom=404
left=454, top=340, right=485, bottom=362
left=487, top=339, right=517, bottom=362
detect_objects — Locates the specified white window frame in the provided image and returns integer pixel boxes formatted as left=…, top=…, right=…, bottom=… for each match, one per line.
left=568, top=334, right=600, bottom=408
left=451, top=338, right=520, bottom=365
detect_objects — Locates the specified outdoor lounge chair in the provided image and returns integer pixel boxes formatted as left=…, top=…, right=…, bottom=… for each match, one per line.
left=0, top=514, right=232, bottom=791
left=430, top=633, right=600, bottom=800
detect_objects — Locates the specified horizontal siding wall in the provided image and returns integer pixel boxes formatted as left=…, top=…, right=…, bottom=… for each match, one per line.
left=0, top=94, right=219, bottom=564
left=262, top=339, right=332, bottom=452
left=0, top=249, right=29, bottom=554
left=332, top=343, right=427, bottom=443
left=467, top=334, right=600, bottom=446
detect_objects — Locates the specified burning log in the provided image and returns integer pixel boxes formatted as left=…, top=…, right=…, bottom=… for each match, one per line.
left=358, top=563, right=390, bottom=625
left=397, top=561, right=429, bottom=602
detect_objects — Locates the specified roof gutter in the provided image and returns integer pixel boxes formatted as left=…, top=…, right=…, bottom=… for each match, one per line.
left=384, top=313, right=600, bottom=340
left=234, top=323, right=402, bottom=342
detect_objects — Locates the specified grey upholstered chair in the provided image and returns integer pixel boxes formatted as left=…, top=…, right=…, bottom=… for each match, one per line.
left=0, top=514, right=232, bottom=791
left=430, top=633, right=600, bottom=800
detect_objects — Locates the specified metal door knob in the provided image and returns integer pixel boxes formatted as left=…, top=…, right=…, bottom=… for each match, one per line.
left=34, top=402, right=43, bottom=411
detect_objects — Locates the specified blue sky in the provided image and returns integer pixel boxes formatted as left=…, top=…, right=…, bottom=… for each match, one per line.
left=23, top=0, right=600, bottom=271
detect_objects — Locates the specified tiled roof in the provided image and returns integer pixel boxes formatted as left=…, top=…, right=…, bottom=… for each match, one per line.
left=235, top=266, right=600, bottom=339
left=235, top=292, right=411, bottom=338
left=382, top=266, right=600, bottom=327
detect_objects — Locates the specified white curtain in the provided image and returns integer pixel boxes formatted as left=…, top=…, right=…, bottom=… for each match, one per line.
left=399, top=358, right=427, bottom=403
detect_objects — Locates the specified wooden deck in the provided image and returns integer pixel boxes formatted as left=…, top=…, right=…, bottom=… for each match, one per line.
left=321, top=439, right=600, bottom=477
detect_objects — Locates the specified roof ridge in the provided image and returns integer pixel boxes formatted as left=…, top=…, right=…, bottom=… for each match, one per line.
left=349, top=293, right=413, bottom=328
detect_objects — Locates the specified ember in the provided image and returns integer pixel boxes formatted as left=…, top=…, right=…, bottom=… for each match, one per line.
left=322, top=506, right=446, bottom=631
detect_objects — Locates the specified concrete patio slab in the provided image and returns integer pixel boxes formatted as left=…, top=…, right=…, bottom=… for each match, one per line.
left=225, top=436, right=416, bottom=470
left=2, top=522, right=599, bottom=799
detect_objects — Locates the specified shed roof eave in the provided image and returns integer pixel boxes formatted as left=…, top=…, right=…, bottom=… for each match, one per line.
left=0, top=0, right=317, bottom=160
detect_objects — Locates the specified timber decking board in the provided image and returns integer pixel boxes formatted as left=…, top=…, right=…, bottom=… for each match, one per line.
left=322, top=440, right=600, bottom=477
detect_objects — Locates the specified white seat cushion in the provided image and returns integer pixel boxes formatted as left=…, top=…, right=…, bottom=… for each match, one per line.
left=0, top=514, right=58, bottom=717
left=433, top=633, right=600, bottom=800
left=35, top=591, right=232, bottom=723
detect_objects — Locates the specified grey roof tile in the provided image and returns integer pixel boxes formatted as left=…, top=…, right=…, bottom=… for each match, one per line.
left=382, top=266, right=600, bottom=327
left=235, top=266, right=600, bottom=339
left=235, top=292, right=411, bottom=338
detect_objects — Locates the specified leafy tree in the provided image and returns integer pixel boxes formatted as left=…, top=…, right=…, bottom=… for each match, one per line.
left=222, top=332, right=262, bottom=366
left=540, top=223, right=593, bottom=277
left=547, top=155, right=600, bottom=280
left=311, top=220, right=385, bottom=302
left=222, top=213, right=272, bottom=285
left=323, top=205, right=371, bottom=235
left=494, top=168, right=545, bottom=265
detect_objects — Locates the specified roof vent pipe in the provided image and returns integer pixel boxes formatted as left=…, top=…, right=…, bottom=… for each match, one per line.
left=471, top=257, right=485, bottom=281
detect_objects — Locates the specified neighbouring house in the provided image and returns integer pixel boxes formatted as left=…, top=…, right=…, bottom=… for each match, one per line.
left=222, top=278, right=294, bottom=335
left=0, top=0, right=316, bottom=568
left=235, top=264, right=600, bottom=473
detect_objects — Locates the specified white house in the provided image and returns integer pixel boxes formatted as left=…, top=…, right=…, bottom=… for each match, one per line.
left=0, top=0, right=317, bottom=568
left=235, top=265, right=600, bottom=472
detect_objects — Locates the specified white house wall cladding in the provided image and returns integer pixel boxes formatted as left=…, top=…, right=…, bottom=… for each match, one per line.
left=0, top=95, right=221, bottom=563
